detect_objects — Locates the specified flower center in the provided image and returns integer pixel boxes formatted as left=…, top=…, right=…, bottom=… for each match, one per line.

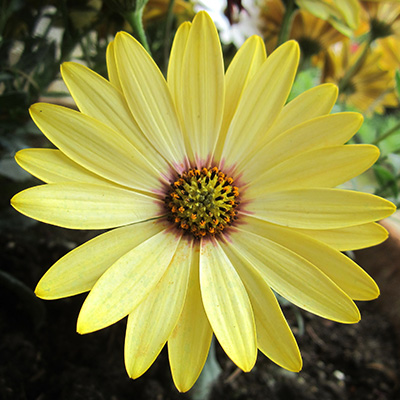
left=165, top=167, right=240, bottom=238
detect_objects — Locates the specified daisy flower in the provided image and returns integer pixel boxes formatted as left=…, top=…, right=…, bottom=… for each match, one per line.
left=11, top=11, right=395, bottom=392
left=322, top=40, right=398, bottom=113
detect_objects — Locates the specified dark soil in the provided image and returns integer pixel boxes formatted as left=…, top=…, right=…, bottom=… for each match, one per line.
left=1, top=219, right=399, bottom=400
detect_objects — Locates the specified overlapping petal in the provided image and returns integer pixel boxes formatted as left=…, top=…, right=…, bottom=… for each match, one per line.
left=61, top=62, right=169, bottom=173
left=77, top=230, right=182, bottom=334
left=168, top=242, right=213, bottom=393
left=200, top=239, right=257, bottom=372
left=215, top=35, right=266, bottom=160
left=227, top=227, right=361, bottom=323
left=263, top=83, right=338, bottom=144
left=36, top=219, right=169, bottom=299
left=11, top=183, right=162, bottom=229
left=125, top=239, right=192, bottom=379
left=178, top=11, right=225, bottom=165
left=245, top=144, right=379, bottom=195
left=221, top=241, right=302, bottom=372
left=15, top=149, right=115, bottom=185
left=291, top=223, right=388, bottom=251
left=106, top=40, right=122, bottom=91
left=240, top=112, right=363, bottom=183
left=114, top=31, right=188, bottom=172
left=245, top=188, right=395, bottom=229
left=30, top=103, right=164, bottom=192
left=168, top=21, right=191, bottom=109
left=241, top=216, right=379, bottom=300
left=221, top=40, right=299, bottom=171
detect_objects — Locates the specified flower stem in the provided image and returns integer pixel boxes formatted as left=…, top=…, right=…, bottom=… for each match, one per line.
left=189, top=337, right=222, bottom=400
left=276, top=0, right=296, bottom=47
left=124, top=7, right=152, bottom=55
left=372, top=119, right=400, bottom=145
left=338, top=36, right=372, bottom=93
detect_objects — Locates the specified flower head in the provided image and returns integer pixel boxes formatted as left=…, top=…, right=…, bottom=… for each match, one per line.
left=322, top=40, right=399, bottom=113
left=11, top=11, right=395, bottom=392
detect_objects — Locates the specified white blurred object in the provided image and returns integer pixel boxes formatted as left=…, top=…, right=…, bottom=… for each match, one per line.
left=192, top=0, right=261, bottom=47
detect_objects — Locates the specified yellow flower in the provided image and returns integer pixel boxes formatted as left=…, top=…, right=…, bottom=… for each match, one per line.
left=377, top=35, right=400, bottom=71
left=360, top=0, right=400, bottom=39
left=258, top=1, right=346, bottom=57
left=290, top=9, right=347, bottom=59
left=258, top=0, right=285, bottom=53
left=295, top=0, right=361, bottom=35
left=322, top=40, right=399, bottom=113
left=11, top=11, right=395, bottom=392
left=143, top=0, right=194, bottom=23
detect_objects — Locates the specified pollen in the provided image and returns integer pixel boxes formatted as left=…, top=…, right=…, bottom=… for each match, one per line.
left=165, top=167, right=240, bottom=238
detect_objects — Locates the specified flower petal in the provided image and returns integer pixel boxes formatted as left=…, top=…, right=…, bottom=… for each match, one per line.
left=114, top=31, right=188, bottom=171
left=15, top=149, right=116, bottom=185
left=179, top=11, right=225, bottom=165
left=77, top=230, right=181, bottom=334
left=30, top=103, right=163, bottom=192
left=106, top=40, right=122, bottom=91
left=221, top=241, right=302, bottom=372
left=245, top=144, right=379, bottom=195
left=228, top=227, right=360, bottom=323
left=167, top=21, right=191, bottom=108
left=168, top=242, right=213, bottom=393
left=125, top=239, right=192, bottom=379
left=264, top=83, right=338, bottom=143
left=36, top=219, right=169, bottom=299
left=241, top=216, right=379, bottom=300
left=214, top=35, right=266, bottom=160
left=221, top=40, right=299, bottom=171
left=11, top=183, right=162, bottom=229
left=240, top=112, right=363, bottom=183
left=200, top=238, right=257, bottom=372
left=245, top=188, right=396, bottom=229
left=291, top=223, right=388, bottom=251
left=61, top=62, right=168, bottom=173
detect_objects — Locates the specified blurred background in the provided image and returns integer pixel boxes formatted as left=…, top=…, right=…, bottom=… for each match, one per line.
left=1, top=0, right=400, bottom=399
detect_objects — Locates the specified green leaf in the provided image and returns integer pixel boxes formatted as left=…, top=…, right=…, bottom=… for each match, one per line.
left=396, top=69, right=400, bottom=100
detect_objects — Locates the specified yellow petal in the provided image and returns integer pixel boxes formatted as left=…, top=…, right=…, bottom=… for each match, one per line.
left=36, top=219, right=169, bottom=299
left=11, top=183, right=161, bottom=229
left=245, top=145, right=379, bottom=195
left=125, top=239, right=192, bottom=379
left=214, top=35, right=266, bottom=160
left=245, top=188, right=396, bottom=229
left=106, top=40, right=122, bottom=91
left=30, top=103, right=163, bottom=193
left=179, top=11, right=225, bottom=165
left=77, top=230, right=181, bottom=334
left=168, top=242, right=213, bottom=393
left=229, top=228, right=360, bottom=323
left=114, top=31, right=188, bottom=171
left=200, top=238, right=257, bottom=372
left=61, top=62, right=168, bottom=173
left=221, top=241, right=302, bottom=372
left=291, top=223, right=389, bottom=251
left=241, top=216, right=379, bottom=300
left=221, top=40, right=299, bottom=170
left=264, top=83, right=338, bottom=143
left=241, top=112, right=363, bottom=183
left=167, top=21, right=191, bottom=108
left=15, top=148, right=117, bottom=185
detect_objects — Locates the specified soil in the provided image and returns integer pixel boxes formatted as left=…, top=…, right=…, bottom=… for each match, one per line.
left=1, top=219, right=399, bottom=400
